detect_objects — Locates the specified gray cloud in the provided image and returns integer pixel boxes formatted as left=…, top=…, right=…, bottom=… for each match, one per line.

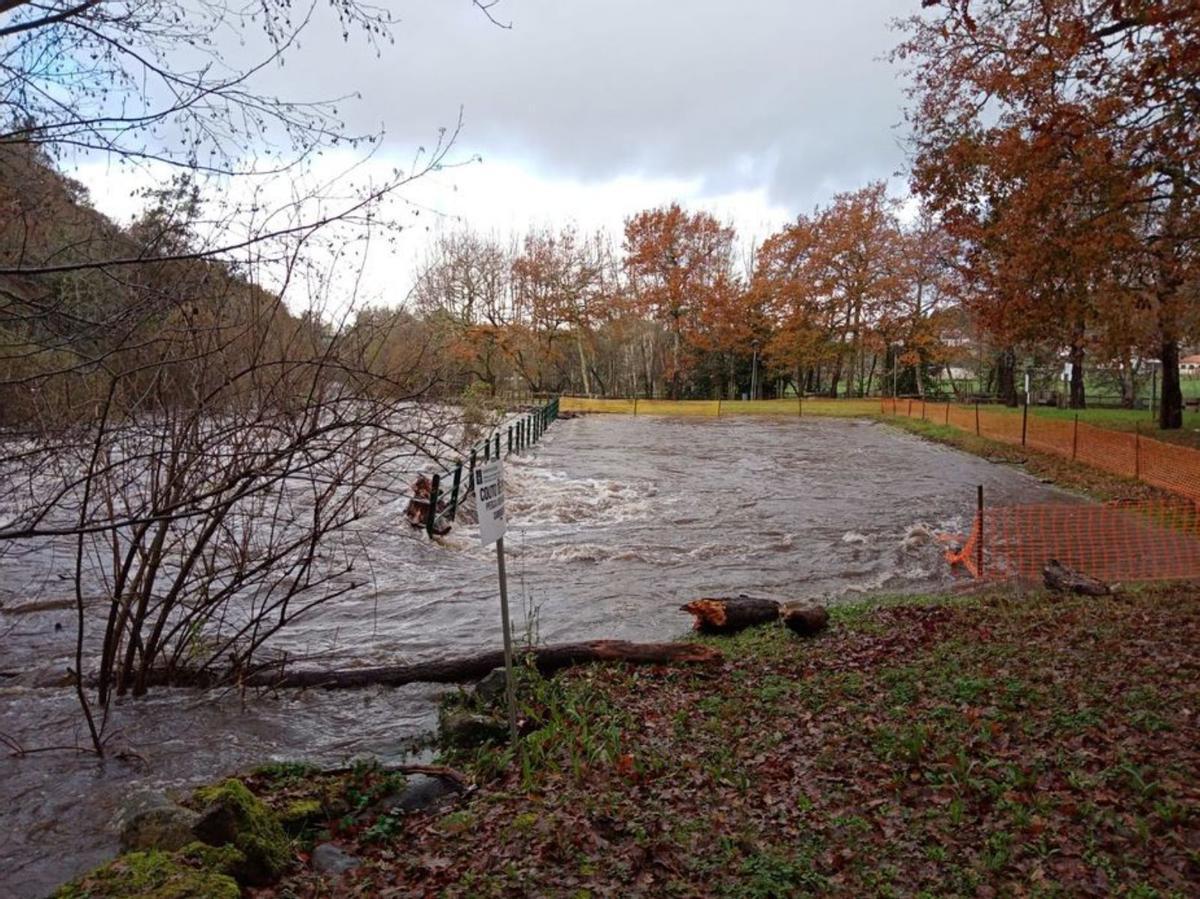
left=258, top=0, right=915, bottom=211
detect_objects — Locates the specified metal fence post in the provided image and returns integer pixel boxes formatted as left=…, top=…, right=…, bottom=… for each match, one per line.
left=975, top=402, right=981, bottom=436
left=495, top=432, right=501, bottom=458
left=944, top=402, right=950, bottom=425
left=483, top=437, right=490, bottom=462
left=976, top=484, right=984, bottom=579
left=426, top=473, right=441, bottom=538
left=448, top=464, right=462, bottom=521
left=1021, top=395, right=1029, bottom=447
left=507, top=425, right=512, bottom=456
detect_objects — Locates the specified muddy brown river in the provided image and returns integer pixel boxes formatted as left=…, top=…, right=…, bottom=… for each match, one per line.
left=0, top=415, right=1076, bottom=897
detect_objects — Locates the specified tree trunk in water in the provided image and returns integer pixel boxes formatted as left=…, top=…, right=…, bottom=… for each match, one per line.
left=1160, top=339, right=1183, bottom=430
left=1069, top=342, right=1086, bottom=409
left=997, top=349, right=1018, bottom=407
left=135, top=640, right=724, bottom=690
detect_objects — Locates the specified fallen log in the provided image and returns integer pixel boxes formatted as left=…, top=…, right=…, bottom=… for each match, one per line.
left=135, top=640, right=723, bottom=690
left=1043, top=559, right=1113, bottom=597
left=781, top=602, right=830, bottom=636
left=681, top=596, right=781, bottom=634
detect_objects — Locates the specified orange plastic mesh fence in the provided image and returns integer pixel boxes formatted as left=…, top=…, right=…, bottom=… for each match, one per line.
left=882, top=400, right=1200, bottom=504
left=945, top=500, right=1200, bottom=585
left=559, top=396, right=882, bottom=418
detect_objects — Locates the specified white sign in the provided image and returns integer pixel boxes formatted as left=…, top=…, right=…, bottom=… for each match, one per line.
left=473, top=459, right=507, bottom=546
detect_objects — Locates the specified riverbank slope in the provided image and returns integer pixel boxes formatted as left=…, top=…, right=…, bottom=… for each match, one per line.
left=69, top=585, right=1196, bottom=897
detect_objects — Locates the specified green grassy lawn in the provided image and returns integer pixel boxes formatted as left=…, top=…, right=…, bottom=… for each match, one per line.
left=907, top=401, right=1200, bottom=450
left=243, top=587, right=1199, bottom=898
left=881, top=417, right=1168, bottom=502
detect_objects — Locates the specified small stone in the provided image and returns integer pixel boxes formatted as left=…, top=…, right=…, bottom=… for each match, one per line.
left=114, top=788, right=200, bottom=853
left=389, top=773, right=461, bottom=814
left=312, top=842, right=361, bottom=876
left=473, top=667, right=507, bottom=706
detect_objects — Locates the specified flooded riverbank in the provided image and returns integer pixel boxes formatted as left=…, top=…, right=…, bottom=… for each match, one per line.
left=0, top=415, right=1076, bottom=897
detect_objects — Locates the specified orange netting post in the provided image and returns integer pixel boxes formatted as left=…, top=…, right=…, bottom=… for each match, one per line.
left=944, top=498, right=1200, bottom=585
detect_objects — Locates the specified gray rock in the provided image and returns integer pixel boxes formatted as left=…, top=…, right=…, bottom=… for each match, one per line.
left=439, top=708, right=508, bottom=747
left=389, top=773, right=461, bottom=814
left=114, top=788, right=200, bottom=852
left=473, top=667, right=507, bottom=706
left=312, top=842, right=361, bottom=875
left=191, top=799, right=238, bottom=847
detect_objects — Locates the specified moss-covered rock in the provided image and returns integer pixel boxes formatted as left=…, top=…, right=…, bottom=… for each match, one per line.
left=52, top=848, right=240, bottom=899
left=176, top=842, right=245, bottom=878
left=279, top=798, right=324, bottom=835
left=191, top=779, right=290, bottom=884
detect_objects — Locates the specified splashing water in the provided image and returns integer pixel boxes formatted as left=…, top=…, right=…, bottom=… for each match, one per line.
left=0, top=414, right=1076, bottom=897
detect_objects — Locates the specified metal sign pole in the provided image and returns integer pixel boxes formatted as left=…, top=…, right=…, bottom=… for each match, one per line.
left=494, top=536, right=520, bottom=749
left=474, top=458, right=520, bottom=754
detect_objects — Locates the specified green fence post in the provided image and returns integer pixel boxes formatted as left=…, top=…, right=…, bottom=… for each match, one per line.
left=495, top=432, right=501, bottom=458
left=507, top=425, right=513, bottom=456
left=448, top=463, right=462, bottom=521
left=426, top=473, right=440, bottom=538
left=484, top=437, right=490, bottom=462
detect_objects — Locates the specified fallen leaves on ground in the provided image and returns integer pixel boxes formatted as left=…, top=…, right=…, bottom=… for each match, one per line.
left=264, top=587, right=1200, bottom=897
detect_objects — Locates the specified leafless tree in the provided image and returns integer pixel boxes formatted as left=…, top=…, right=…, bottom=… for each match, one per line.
left=0, top=0, right=507, bottom=755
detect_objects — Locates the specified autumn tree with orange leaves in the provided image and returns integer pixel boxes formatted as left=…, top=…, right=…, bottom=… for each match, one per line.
left=755, top=183, right=910, bottom=398
left=897, top=0, right=1200, bottom=427
left=623, top=204, right=736, bottom=399
left=511, top=226, right=617, bottom=395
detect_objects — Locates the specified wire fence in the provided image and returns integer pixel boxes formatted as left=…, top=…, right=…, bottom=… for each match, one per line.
left=559, top=396, right=883, bottom=418
left=881, top=398, right=1200, bottom=504
left=411, top=397, right=561, bottom=537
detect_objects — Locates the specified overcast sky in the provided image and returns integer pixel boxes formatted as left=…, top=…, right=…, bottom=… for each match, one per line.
left=76, top=0, right=919, bottom=306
